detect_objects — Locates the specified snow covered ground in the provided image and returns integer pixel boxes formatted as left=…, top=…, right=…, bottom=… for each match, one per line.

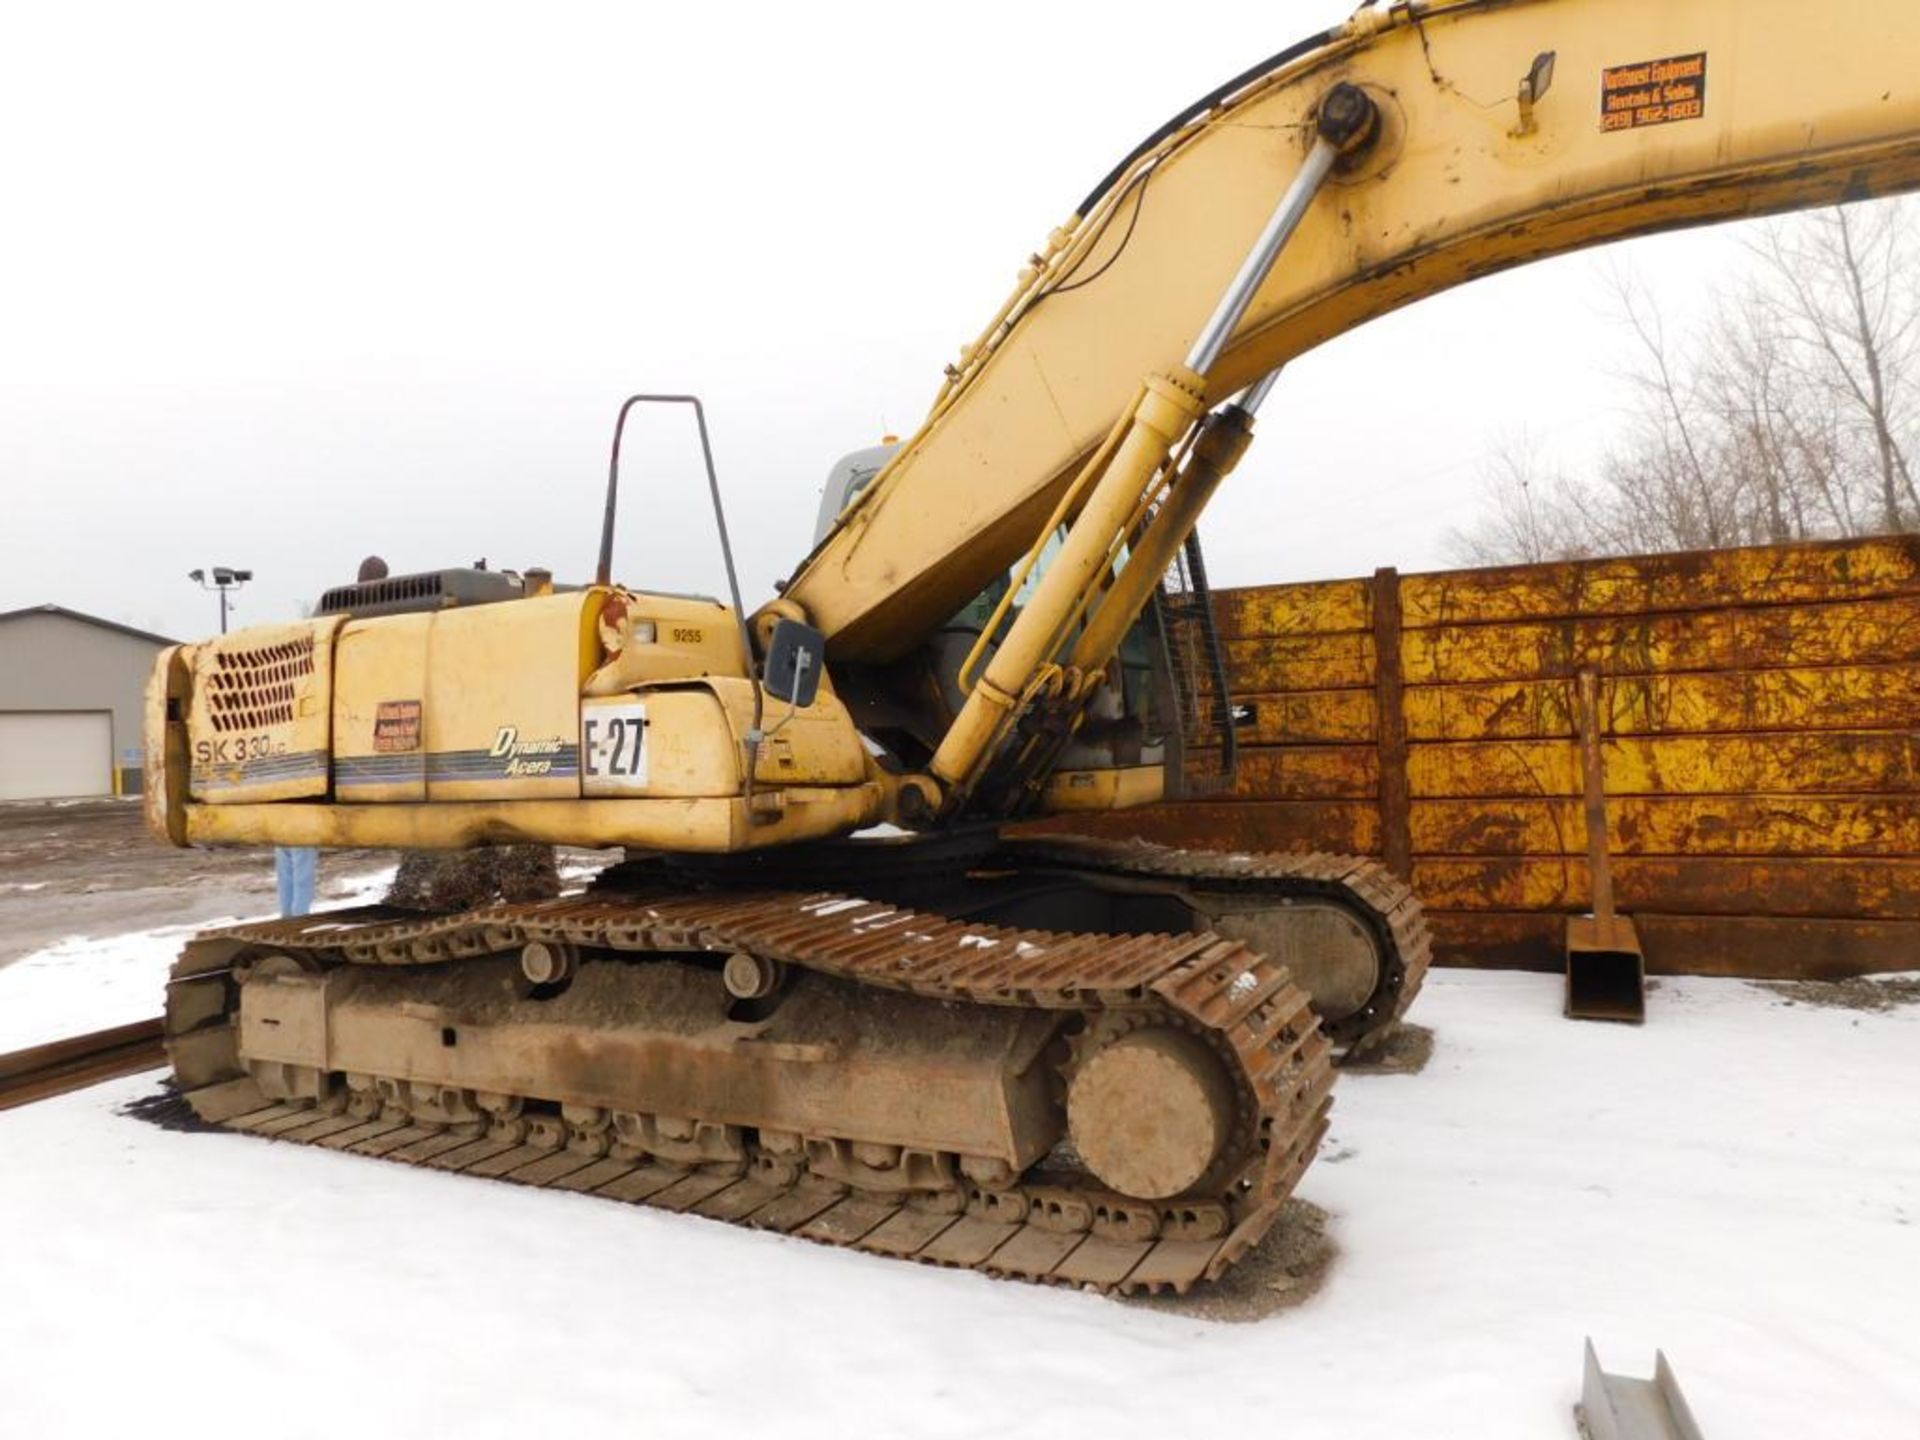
left=0, top=868, right=394, bottom=1051
left=2, top=932, right=1916, bottom=1438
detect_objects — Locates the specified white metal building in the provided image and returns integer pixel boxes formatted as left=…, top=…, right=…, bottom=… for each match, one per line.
left=0, top=606, right=175, bottom=800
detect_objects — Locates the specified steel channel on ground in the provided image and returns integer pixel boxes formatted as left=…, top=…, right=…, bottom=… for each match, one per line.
left=0, top=1018, right=168, bottom=1111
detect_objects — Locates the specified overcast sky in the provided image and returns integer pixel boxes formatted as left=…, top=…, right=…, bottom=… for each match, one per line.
left=2, top=1, right=1757, bottom=642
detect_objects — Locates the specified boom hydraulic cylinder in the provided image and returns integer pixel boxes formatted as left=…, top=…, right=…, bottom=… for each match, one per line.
left=924, top=84, right=1377, bottom=808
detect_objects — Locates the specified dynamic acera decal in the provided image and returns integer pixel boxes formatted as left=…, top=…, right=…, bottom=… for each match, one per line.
left=487, top=726, right=569, bottom=778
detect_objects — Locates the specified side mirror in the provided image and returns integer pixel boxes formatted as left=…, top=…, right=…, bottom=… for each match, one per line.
left=764, top=618, right=826, bottom=710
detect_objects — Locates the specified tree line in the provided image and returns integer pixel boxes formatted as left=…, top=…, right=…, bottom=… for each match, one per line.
left=1448, top=197, right=1919, bottom=565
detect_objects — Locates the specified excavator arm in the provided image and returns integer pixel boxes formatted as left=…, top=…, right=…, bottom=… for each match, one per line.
left=765, top=0, right=1920, bottom=815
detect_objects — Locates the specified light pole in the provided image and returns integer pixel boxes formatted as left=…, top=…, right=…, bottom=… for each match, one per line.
left=188, top=566, right=253, bottom=634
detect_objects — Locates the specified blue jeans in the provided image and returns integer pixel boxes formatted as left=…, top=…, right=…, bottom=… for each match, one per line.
left=275, top=846, right=318, bottom=917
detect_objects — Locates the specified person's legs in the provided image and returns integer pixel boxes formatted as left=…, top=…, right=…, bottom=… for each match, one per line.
left=277, top=846, right=318, bottom=917
left=290, top=846, right=317, bottom=916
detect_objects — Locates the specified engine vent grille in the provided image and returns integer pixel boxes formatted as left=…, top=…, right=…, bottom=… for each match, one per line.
left=317, top=567, right=523, bottom=619
left=206, top=633, right=314, bottom=732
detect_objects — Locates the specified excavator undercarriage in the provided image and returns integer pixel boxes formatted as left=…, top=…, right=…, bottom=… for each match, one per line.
left=163, top=839, right=1426, bottom=1293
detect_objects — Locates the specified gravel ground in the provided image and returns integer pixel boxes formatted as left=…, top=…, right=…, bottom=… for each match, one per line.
left=0, top=798, right=390, bottom=965
left=0, top=799, right=617, bottom=968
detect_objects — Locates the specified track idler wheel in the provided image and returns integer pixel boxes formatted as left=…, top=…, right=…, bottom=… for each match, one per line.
left=1066, top=1027, right=1237, bottom=1201
left=519, top=940, right=578, bottom=988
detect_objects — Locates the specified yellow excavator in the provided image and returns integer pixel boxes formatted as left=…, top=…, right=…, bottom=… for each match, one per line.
left=148, top=0, right=1920, bottom=1293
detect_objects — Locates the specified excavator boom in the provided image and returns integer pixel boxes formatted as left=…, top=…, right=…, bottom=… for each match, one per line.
left=776, top=0, right=1920, bottom=674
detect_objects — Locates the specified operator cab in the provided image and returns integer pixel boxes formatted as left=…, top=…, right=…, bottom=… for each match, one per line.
left=813, top=442, right=898, bottom=544
left=812, top=443, right=1235, bottom=810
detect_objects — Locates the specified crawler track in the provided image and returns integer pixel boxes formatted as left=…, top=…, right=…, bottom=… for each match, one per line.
left=0, top=1018, right=167, bottom=1111
left=164, top=888, right=1338, bottom=1294
left=1000, top=836, right=1433, bottom=1053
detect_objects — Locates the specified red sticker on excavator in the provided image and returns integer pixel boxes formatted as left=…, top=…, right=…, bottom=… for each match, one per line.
left=373, top=699, right=422, bottom=753
left=1601, top=52, right=1706, bottom=132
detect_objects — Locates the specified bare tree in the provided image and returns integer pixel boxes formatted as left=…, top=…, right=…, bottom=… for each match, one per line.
left=1443, top=433, right=1591, bottom=566
left=1605, top=263, right=1736, bottom=549
left=1451, top=196, right=1920, bottom=564
left=1750, top=203, right=1920, bottom=530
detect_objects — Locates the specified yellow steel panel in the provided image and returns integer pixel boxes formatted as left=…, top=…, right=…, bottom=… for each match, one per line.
left=1408, top=795, right=1920, bottom=860
left=1224, top=634, right=1375, bottom=694
left=1406, top=732, right=1920, bottom=799
left=1397, top=535, right=1920, bottom=629
left=1226, top=746, right=1378, bottom=802
left=1398, top=666, right=1920, bottom=741
left=1217, top=651, right=1920, bottom=747
left=1028, top=793, right=1920, bottom=862
left=1214, top=540, right=1920, bottom=645
left=423, top=593, right=598, bottom=802
left=1411, top=856, right=1920, bottom=921
left=1213, top=579, right=1371, bottom=642
left=1425, top=910, right=1920, bottom=981
left=1400, top=596, right=1920, bottom=685
left=331, top=612, right=431, bottom=802
left=1209, top=690, right=1375, bottom=747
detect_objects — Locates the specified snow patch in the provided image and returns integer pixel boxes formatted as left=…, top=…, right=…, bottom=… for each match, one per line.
left=0, top=867, right=394, bottom=1051
left=1, top=965, right=1918, bottom=1435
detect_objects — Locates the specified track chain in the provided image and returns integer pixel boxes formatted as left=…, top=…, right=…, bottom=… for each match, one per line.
left=998, top=835, right=1432, bottom=1053
left=164, top=886, right=1335, bottom=1294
